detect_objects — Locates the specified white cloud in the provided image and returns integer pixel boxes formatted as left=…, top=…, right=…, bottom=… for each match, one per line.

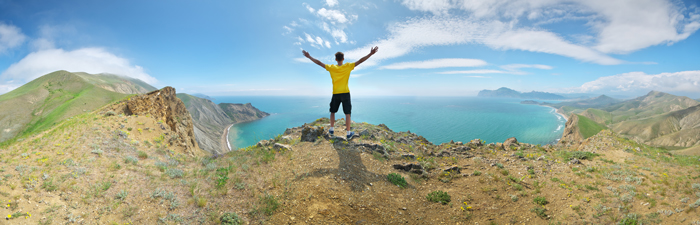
left=501, top=64, right=553, bottom=70
left=325, top=0, right=338, bottom=7
left=378, top=0, right=700, bottom=64
left=436, top=63, right=553, bottom=75
left=569, top=70, right=700, bottom=94
left=345, top=16, right=622, bottom=65
left=381, top=58, right=487, bottom=69
left=438, top=69, right=507, bottom=74
left=303, top=33, right=330, bottom=48
left=317, top=8, right=349, bottom=24
left=0, top=48, right=158, bottom=91
left=283, top=26, right=293, bottom=35
left=0, top=23, right=27, bottom=54
left=303, top=3, right=315, bottom=13
left=293, top=57, right=312, bottom=63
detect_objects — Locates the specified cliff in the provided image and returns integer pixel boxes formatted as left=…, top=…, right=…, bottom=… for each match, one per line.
left=178, top=93, right=233, bottom=155
left=106, top=86, right=202, bottom=156
left=559, top=113, right=583, bottom=145
left=219, top=103, right=270, bottom=123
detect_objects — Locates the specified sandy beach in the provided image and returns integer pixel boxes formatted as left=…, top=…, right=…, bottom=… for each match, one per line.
left=542, top=105, right=568, bottom=121
left=221, top=123, right=234, bottom=152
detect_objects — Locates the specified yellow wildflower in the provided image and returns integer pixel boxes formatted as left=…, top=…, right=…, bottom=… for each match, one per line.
left=7, top=214, right=10, bottom=218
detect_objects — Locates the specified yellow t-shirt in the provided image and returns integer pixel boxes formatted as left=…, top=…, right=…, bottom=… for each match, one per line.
left=325, top=62, right=355, bottom=94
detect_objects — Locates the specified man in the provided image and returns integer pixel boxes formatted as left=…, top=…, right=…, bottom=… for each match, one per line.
left=302, top=46, right=379, bottom=139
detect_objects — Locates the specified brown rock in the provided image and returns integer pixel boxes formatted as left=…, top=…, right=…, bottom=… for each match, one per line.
left=116, top=87, right=202, bottom=156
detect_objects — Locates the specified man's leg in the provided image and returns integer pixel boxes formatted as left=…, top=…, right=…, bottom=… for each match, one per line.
left=330, top=113, right=335, bottom=128
left=345, top=114, right=351, bottom=131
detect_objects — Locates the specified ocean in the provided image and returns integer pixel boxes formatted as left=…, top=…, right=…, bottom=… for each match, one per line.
left=213, top=96, right=566, bottom=149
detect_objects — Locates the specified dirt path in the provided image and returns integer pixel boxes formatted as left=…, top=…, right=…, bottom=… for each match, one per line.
left=221, top=123, right=233, bottom=153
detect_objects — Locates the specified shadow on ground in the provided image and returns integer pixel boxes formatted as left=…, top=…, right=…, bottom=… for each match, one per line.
left=295, top=139, right=383, bottom=191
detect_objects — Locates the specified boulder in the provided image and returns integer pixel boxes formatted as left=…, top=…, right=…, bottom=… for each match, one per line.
left=301, top=126, right=325, bottom=142
left=443, top=166, right=461, bottom=174
left=503, top=137, right=519, bottom=150
left=392, top=163, right=424, bottom=174
left=273, top=143, right=292, bottom=152
left=468, top=139, right=484, bottom=147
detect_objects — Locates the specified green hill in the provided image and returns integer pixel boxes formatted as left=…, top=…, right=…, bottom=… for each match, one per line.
left=0, top=71, right=153, bottom=143
left=576, top=114, right=607, bottom=139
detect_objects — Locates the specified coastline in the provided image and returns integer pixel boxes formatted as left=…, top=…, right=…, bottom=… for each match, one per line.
left=542, top=105, right=568, bottom=121
left=221, top=123, right=234, bottom=152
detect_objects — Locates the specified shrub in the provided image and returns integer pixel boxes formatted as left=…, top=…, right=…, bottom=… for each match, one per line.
left=387, top=173, right=407, bottom=188
left=533, top=196, right=548, bottom=205
left=427, top=190, right=451, bottom=204
left=166, top=168, right=183, bottom=179
left=124, top=156, right=138, bottom=165
left=137, top=151, right=148, bottom=159
left=258, top=194, right=280, bottom=216
left=116, top=190, right=128, bottom=200
left=220, top=212, right=243, bottom=225
left=472, top=171, right=482, bottom=176
left=569, top=151, right=598, bottom=160
left=531, top=207, right=548, bottom=219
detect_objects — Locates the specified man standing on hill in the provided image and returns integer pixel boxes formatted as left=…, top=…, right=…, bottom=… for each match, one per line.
left=302, top=46, right=379, bottom=139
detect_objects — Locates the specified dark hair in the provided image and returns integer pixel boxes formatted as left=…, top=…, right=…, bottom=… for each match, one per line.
left=335, top=52, right=344, bottom=61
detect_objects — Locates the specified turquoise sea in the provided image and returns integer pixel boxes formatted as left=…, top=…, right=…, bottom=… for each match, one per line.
left=213, top=96, right=566, bottom=149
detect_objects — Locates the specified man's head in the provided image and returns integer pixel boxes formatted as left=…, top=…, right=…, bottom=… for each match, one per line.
left=335, top=52, right=344, bottom=62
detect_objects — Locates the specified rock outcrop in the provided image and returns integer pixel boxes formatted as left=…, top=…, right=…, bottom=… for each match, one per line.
left=560, top=113, right=583, bottom=145
left=111, top=87, right=202, bottom=156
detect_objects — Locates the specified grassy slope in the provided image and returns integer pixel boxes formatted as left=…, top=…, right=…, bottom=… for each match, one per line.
left=576, top=114, right=607, bottom=139
left=0, top=71, right=128, bottom=144
left=1, top=113, right=699, bottom=224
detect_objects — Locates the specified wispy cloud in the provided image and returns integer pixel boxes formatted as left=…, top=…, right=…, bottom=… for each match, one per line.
left=438, top=69, right=506, bottom=74
left=345, top=0, right=699, bottom=66
left=436, top=63, right=552, bottom=75
left=565, top=70, right=700, bottom=94
left=381, top=58, right=487, bottom=69
left=0, top=23, right=27, bottom=54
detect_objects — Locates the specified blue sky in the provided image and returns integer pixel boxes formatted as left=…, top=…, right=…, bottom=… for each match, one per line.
left=0, top=0, right=699, bottom=98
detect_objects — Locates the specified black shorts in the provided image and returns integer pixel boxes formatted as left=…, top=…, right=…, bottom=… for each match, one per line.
left=329, top=93, right=351, bottom=115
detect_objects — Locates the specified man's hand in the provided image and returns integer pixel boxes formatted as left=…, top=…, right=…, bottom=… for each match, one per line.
left=355, top=46, right=379, bottom=67
left=302, top=50, right=325, bottom=68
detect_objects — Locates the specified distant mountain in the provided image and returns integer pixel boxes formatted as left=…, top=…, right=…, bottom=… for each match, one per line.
left=72, top=72, right=156, bottom=94
left=219, top=103, right=270, bottom=123
left=191, top=93, right=214, bottom=101
left=477, top=87, right=566, bottom=100
left=613, top=104, right=700, bottom=148
left=556, top=91, right=700, bottom=150
left=544, top=95, right=622, bottom=115
left=0, top=71, right=152, bottom=142
left=603, top=91, right=699, bottom=122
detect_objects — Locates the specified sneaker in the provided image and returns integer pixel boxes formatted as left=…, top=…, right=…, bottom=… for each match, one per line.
left=329, top=127, right=334, bottom=136
left=346, top=131, right=355, bottom=139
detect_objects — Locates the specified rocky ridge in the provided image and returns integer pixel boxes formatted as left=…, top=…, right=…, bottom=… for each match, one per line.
left=105, top=86, right=202, bottom=156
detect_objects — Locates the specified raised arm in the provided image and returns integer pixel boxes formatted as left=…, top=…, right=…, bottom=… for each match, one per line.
left=302, top=50, right=326, bottom=68
left=354, top=46, right=378, bottom=67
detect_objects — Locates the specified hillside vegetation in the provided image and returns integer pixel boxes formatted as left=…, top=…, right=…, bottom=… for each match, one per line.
left=576, top=115, right=608, bottom=139
left=550, top=91, right=700, bottom=154
left=0, top=87, right=699, bottom=224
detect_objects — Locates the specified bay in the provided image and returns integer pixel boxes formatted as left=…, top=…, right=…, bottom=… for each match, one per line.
left=214, top=96, right=566, bottom=149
